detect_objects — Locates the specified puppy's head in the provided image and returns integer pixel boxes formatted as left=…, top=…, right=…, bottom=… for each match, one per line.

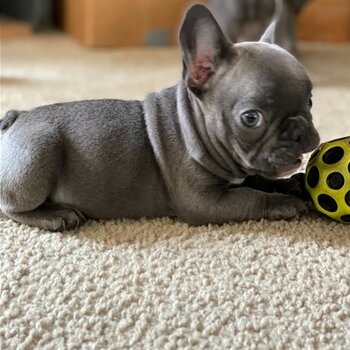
left=179, top=4, right=320, bottom=178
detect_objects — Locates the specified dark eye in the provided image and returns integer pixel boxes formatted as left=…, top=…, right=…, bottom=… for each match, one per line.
left=240, top=110, right=262, bottom=128
left=308, top=98, right=313, bottom=108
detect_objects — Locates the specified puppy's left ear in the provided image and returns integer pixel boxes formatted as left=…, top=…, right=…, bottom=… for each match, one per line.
left=179, top=4, right=232, bottom=95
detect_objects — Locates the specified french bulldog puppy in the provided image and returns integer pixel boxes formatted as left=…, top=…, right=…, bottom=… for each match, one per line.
left=0, top=4, right=319, bottom=231
left=208, top=0, right=309, bottom=55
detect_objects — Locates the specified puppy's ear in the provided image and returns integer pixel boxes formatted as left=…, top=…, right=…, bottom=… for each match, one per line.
left=179, top=4, right=232, bottom=95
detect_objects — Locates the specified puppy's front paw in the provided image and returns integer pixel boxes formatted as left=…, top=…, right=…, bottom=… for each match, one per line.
left=266, top=194, right=308, bottom=221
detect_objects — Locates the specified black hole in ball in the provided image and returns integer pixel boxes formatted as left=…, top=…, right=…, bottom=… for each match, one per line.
left=327, top=172, right=344, bottom=190
left=318, top=194, right=338, bottom=212
left=307, top=166, right=320, bottom=188
left=348, top=162, right=350, bottom=174
left=345, top=191, right=350, bottom=207
left=322, top=146, right=344, bottom=164
left=340, top=215, right=350, bottom=223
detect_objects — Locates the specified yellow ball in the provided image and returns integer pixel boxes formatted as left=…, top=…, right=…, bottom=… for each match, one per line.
left=305, top=136, right=350, bottom=223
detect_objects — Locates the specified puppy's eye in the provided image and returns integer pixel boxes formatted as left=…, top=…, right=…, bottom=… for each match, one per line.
left=240, top=110, right=262, bottom=128
left=308, top=98, right=313, bottom=108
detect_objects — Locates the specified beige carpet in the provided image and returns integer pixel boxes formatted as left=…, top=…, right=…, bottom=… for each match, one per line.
left=1, top=34, right=350, bottom=349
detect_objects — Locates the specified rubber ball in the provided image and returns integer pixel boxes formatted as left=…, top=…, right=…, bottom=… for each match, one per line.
left=305, top=136, right=350, bottom=223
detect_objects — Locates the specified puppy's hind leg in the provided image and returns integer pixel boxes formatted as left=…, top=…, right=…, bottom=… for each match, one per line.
left=4, top=203, right=86, bottom=231
left=0, top=117, right=86, bottom=231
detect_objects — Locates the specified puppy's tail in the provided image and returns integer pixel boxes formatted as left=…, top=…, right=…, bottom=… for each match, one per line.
left=0, top=110, right=20, bottom=131
left=274, top=0, right=284, bottom=19
left=259, top=0, right=284, bottom=43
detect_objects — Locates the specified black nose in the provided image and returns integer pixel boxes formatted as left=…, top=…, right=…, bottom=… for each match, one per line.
left=280, top=121, right=301, bottom=142
left=280, top=116, right=320, bottom=152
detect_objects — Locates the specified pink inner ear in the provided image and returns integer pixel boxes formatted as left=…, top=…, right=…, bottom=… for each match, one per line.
left=190, top=55, right=214, bottom=87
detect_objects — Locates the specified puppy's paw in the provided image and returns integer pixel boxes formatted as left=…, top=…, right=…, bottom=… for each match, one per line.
left=286, top=173, right=304, bottom=195
left=266, top=194, right=308, bottom=221
left=4, top=204, right=86, bottom=232
left=277, top=173, right=311, bottom=201
left=51, top=208, right=86, bottom=231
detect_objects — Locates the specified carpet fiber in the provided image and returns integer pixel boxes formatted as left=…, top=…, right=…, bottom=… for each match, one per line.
left=1, top=34, right=350, bottom=349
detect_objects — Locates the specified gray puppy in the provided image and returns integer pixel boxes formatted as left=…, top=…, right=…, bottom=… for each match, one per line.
left=0, top=4, right=319, bottom=231
left=208, top=0, right=309, bottom=55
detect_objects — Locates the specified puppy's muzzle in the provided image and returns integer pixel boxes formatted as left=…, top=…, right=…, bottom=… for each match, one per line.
left=280, top=115, right=320, bottom=153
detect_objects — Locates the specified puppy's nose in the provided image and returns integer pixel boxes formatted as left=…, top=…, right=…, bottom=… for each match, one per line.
left=280, top=117, right=303, bottom=142
left=281, top=123, right=301, bottom=142
left=280, top=116, right=320, bottom=152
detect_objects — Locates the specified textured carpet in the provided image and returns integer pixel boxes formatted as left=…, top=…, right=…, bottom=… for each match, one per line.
left=1, top=34, right=350, bottom=349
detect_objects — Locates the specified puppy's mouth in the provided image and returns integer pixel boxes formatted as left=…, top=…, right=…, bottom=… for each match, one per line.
left=276, top=156, right=304, bottom=177
left=257, top=154, right=305, bottom=179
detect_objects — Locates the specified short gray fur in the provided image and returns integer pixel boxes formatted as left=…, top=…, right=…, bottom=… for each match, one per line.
left=0, top=4, right=319, bottom=231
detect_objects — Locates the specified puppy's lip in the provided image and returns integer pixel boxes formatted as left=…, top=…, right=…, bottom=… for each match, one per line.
left=255, top=153, right=306, bottom=179
left=282, top=160, right=301, bottom=172
left=263, top=157, right=303, bottom=179
left=273, top=156, right=306, bottom=178
left=284, top=153, right=305, bottom=168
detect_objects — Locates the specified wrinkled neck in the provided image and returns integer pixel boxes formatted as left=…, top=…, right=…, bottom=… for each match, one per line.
left=177, top=81, right=247, bottom=182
